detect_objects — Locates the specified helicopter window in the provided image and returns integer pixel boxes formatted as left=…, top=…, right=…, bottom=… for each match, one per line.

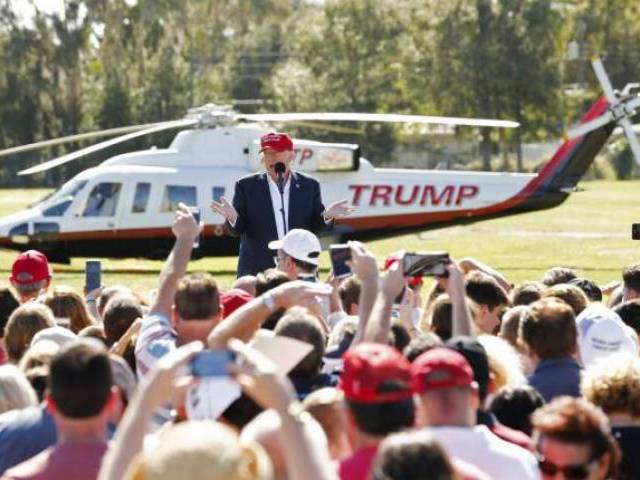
left=43, top=199, right=72, bottom=217
left=35, top=179, right=87, bottom=207
left=132, top=183, right=151, bottom=213
left=8, top=223, right=28, bottom=237
left=82, top=182, right=122, bottom=217
left=161, top=186, right=196, bottom=212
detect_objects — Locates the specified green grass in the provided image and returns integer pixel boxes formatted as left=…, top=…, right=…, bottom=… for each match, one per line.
left=0, top=180, right=638, bottom=296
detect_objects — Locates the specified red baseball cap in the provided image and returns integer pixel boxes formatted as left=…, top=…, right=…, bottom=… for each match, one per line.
left=259, top=132, right=293, bottom=153
left=340, top=343, right=413, bottom=404
left=220, top=288, right=253, bottom=318
left=411, top=347, right=475, bottom=393
left=384, top=254, right=423, bottom=287
left=10, top=250, right=52, bottom=285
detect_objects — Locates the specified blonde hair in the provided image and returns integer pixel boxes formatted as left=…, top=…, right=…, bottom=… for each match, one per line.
left=581, top=354, right=640, bottom=417
left=45, top=286, right=94, bottom=333
left=477, top=334, right=525, bottom=391
left=0, top=364, right=38, bottom=414
left=126, top=420, right=272, bottom=480
left=542, top=284, right=589, bottom=316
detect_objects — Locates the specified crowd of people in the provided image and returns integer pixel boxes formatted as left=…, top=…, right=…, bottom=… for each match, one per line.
left=0, top=203, right=639, bottom=479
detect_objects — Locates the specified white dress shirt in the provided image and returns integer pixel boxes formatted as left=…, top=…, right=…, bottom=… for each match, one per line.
left=266, top=173, right=291, bottom=240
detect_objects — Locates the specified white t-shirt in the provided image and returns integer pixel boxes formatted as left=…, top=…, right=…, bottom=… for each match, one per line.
left=425, top=425, right=541, bottom=480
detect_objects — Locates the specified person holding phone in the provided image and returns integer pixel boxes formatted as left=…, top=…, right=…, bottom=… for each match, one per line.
left=210, top=132, right=354, bottom=277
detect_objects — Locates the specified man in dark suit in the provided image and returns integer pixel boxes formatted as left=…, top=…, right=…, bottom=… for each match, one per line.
left=211, top=132, right=354, bottom=277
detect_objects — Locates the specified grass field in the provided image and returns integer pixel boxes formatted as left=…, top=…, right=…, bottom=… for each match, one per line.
left=0, top=180, right=638, bottom=296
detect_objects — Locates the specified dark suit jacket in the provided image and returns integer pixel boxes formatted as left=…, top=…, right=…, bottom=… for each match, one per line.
left=228, top=171, right=330, bottom=277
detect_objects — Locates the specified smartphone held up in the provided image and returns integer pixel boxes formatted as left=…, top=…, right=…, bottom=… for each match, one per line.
left=329, top=244, right=352, bottom=279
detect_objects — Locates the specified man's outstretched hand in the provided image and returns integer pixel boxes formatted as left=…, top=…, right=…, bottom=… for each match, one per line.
left=324, top=199, right=355, bottom=220
left=210, top=196, right=238, bottom=225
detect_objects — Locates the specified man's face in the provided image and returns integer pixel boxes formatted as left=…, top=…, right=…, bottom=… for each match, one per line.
left=622, top=285, right=640, bottom=302
left=263, top=150, right=294, bottom=179
left=276, top=249, right=297, bottom=280
left=537, top=437, right=607, bottom=480
left=472, top=303, right=503, bottom=335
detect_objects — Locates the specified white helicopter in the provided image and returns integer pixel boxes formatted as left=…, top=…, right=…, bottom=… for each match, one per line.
left=0, top=59, right=637, bottom=261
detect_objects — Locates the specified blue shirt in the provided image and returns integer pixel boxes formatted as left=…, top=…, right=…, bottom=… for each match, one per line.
left=528, top=357, right=582, bottom=403
left=0, top=406, right=56, bottom=476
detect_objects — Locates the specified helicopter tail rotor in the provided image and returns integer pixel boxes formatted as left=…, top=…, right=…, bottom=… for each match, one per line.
left=566, top=58, right=640, bottom=165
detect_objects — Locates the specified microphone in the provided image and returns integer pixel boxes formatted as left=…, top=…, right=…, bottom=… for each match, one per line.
left=274, top=162, right=286, bottom=194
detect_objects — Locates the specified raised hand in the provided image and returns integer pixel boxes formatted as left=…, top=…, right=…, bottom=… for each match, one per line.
left=210, top=196, right=238, bottom=225
left=347, top=240, right=378, bottom=283
left=172, top=203, right=201, bottom=241
left=381, top=254, right=406, bottom=301
left=324, top=199, right=355, bottom=220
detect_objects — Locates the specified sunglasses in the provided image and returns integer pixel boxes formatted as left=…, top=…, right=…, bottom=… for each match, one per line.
left=538, top=457, right=598, bottom=479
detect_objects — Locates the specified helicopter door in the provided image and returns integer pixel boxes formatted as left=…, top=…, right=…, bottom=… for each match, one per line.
left=77, top=181, right=123, bottom=235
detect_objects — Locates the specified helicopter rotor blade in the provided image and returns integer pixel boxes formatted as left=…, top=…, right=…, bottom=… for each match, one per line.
left=282, top=120, right=364, bottom=135
left=620, top=118, right=640, bottom=166
left=18, top=118, right=197, bottom=176
left=592, top=58, right=617, bottom=103
left=0, top=122, right=169, bottom=159
left=566, top=112, right=614, bottom=139
left=238, top=112, right=520, bottom=129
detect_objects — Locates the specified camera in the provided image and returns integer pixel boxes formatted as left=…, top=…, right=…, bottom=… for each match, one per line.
left=402, top=252, right=450, bottom=277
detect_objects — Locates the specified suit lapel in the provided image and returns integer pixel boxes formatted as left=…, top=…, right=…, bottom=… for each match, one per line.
left=260, top=172, right=278, bottom=239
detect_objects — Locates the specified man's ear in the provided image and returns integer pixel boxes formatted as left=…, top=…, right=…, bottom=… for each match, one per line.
left=105, top=386, right=120, bottom=414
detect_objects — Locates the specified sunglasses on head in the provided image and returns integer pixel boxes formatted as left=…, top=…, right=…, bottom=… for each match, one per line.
left=538, top=457, right=598, bottom=480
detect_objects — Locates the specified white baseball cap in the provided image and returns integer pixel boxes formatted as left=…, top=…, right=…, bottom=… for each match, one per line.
left=268, top=229, right=322, bottom=266
left=576, top=304, right=639, bottom=367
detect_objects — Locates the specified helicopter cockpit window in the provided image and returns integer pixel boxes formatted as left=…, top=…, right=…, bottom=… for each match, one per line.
left=82, top=182, right=122, bottom=217
left=36, top=179, right=87, bottom=207
left=161, top=186, right=196, bottom=212
left=43, top=200, right=72, bottom=217
left=132, top=183, right=151, bottom=213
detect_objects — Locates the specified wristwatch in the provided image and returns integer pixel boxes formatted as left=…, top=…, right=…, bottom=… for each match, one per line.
left=262, top=293, right=276, bottom=312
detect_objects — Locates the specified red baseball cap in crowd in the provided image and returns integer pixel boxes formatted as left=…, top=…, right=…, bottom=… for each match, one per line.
left=411, top=347, right=476, bottom=393
left=10, top=250, right=52, bottom=285
left=260, top=132, right=294, bottom=153
left=220, top=288, right=253, bottom=318
left=340, top=343, right=413, bottom=404
left=384, top=254, right=423, bottom=287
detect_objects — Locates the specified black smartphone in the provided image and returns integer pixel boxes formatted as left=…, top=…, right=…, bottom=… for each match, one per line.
left=633, top=223, right=640, bottom=240
left=85, top=260, right=102, bottom=292
left=189, top=206, right=201, bottom=249
left=330, top=244, right=352, bottom=279
left=190, top=350, right=237, bottom=377
left=403, top=252, right=450, bottom=277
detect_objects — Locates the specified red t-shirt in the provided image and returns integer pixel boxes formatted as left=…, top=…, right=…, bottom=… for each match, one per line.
left=3, top=441, right=108, bottom=480
left=339, top=444, right=379, bottom=480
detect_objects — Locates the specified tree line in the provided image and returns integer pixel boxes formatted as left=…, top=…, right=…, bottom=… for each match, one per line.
left=0, top=0, right=639, bottom=187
